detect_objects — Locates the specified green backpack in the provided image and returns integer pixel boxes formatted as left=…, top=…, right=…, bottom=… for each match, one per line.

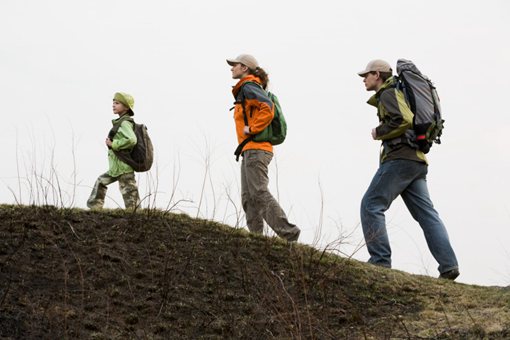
left=253, top=91, right=287, bottom=144
left=234, top=83, right=287, bottom=161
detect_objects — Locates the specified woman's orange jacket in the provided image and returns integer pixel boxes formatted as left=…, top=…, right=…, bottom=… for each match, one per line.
left=231, top=75, right=274, bottom=154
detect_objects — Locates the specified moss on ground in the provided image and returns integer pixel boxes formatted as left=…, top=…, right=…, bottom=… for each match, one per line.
left=0, top=205, right=508, bottom=339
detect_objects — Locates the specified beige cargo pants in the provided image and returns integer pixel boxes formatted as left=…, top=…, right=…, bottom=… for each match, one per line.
left=241, top=150, right=300, bottom=241
left=87, top=172, right=140, bottom=210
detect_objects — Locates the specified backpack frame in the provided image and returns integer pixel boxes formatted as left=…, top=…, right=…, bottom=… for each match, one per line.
left=395, top=59, right=444, bottom=154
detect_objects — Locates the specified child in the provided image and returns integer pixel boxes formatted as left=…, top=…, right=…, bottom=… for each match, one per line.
left=87, top=92, right=140, bottom=210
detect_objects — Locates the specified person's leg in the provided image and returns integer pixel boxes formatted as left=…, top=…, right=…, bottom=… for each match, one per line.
left=87, top=172, right=118, bottom=209
left=400, top=164, right=459, bottom=275
left=118, top=172, right=140, bottom=210
left=360, top=160, right=421, bottom=267
left=241, top=152, right=264, bottom=234
left=244, top=150, right=300, bottom=241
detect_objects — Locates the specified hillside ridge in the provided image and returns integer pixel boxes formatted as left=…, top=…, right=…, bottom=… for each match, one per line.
left=0, top=205, right=509, bottom=339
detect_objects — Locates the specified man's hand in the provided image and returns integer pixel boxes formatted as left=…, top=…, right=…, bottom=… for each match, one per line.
left=105, top=138, right=113, bottom=147
left=243, top=126, right=251, bottom=135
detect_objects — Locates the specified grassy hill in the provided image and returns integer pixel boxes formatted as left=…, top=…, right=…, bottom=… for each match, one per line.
left=0, top=205, right=509, bottom=339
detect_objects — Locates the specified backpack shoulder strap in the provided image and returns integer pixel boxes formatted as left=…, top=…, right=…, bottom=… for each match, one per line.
left=233, top=82, right=263, bottom=161
left=234, top=135, right=254, bottom=161
left=238, top=81, right=264, bottom=123
left=108, top=116, right=135, bottom=140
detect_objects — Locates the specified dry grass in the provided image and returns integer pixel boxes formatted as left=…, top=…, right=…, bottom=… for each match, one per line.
left=0, top=205, right=509, bottom=339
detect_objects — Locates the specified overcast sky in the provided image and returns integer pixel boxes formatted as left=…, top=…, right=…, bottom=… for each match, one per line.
left=1, top=0, right=509, bottom=286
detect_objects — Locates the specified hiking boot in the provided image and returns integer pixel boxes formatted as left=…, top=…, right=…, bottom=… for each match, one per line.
left=286, top=228, right=301, bottom=242
left=439, top=268, right=460, bottom=281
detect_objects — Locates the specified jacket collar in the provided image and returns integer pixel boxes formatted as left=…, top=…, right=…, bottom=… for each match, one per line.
left=112, top=113, right=133, bottom=126
left=232, top=75, right=262, bottom=98
left=367, top=76, right=396, bottom=107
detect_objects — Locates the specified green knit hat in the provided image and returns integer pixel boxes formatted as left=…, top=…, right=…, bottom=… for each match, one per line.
left=113, top=92, right=135, bottom=116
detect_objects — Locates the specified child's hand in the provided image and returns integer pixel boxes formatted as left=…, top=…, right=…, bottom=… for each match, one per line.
left=105, top=138, right=113, bottom=147
left=371, top=128, right=377, bottom=140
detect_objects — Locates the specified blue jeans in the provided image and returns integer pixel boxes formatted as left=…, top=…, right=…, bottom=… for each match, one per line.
left=360, top=159, right=458, bottom=274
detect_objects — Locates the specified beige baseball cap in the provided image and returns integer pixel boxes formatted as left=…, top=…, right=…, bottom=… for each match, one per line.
left=358, top=60, right=392, bottom=77
left=226, top=54, right=259, bottom=70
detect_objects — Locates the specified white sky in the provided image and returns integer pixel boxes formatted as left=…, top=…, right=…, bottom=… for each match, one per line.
left=1, top=0, right=509, bottom=286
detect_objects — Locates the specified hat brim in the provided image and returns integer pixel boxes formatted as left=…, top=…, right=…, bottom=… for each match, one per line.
left=226, top=59, right=240, bottom=66
left=357, top=70, right=370, bottom=77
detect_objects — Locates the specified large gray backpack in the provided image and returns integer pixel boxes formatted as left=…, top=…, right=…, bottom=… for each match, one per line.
left=396, top=59, right=444, bottom=154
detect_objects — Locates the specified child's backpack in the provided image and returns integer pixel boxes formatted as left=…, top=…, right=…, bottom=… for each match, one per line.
left=396, top=59, right=444, bottom=154
left=234, top=83, right=287, bottom=161
left=109, top=118, right=154, bottom=172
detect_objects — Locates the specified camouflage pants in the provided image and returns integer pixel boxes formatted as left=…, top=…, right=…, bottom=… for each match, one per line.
left=240, top=150, right=300, bottom=241
left=87, top=172, right=140, bottom=210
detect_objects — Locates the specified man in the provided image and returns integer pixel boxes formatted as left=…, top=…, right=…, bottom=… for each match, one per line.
left=358, top=60, right=459, bottom=280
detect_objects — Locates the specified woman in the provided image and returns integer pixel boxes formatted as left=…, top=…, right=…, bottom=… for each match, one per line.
left=227, top=54, right=300, bottom=242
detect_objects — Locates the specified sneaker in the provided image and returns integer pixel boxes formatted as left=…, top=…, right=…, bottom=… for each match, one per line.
left=439, top=268, right=460, bottom=281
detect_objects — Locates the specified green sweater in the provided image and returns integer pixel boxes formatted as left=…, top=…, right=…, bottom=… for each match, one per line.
left=367, top=77, right=427, bottom=164
left=108, top=115, right=137, bottom=177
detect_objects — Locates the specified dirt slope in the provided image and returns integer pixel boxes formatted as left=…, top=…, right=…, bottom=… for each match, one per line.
left=0, top=205, right=509, bottom=339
